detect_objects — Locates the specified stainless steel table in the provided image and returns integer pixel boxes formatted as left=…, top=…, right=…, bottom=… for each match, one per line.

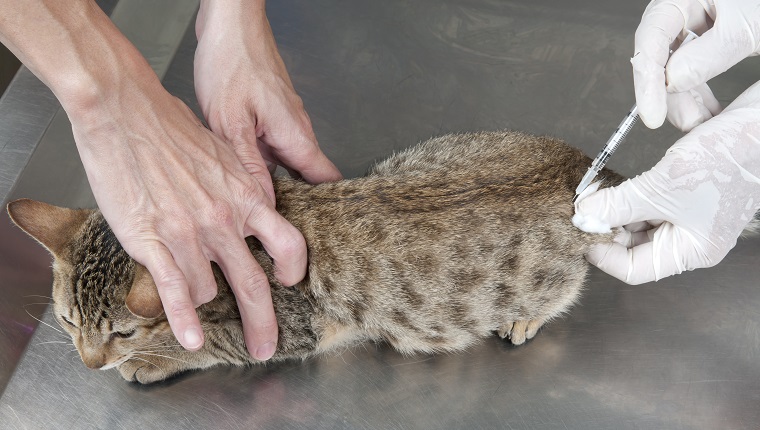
left=2, top=1, right=760, bottom=429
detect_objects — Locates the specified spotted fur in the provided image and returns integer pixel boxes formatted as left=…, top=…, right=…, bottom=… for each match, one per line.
left=10, top=131, right=625, bottom=384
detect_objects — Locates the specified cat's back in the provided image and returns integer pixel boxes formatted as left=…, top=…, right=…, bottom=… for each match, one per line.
left=277, top=131, right=604, bottom=222
left=370, top=131, right=591, bottom=183
left=273, top=130, right=615, bottom=262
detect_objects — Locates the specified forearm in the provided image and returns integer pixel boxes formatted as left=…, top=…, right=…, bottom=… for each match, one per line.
left=0, top=0, right=161, bottom=119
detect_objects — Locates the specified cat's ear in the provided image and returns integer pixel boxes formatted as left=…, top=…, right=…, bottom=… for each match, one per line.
left=7, top=198, right=91, bottom=256
left=126, top=264, right=165, bottom=319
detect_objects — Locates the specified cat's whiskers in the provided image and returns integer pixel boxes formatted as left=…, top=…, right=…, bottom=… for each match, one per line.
left=136, top=340, right=174, bottom=349
left=24, top=308, right=63, bottom=334
left=23, top=301, right=53, bottom=307
left=137, top=349, right=178, bottom=356
left=23, top=294, right=55, bottom=300
left=134, top=351, right=190, bottom=364
left=35, top=340, right=71, bottom=346
left=100, top=354, right=132, bottom=370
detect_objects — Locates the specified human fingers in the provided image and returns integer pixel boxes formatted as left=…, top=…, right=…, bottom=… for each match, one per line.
left=666, top=15, right=759, bottom=93
left=632, top=0, right=687, bottom=128
left=214, top=239, right=278, bottom=361
left=586, top=232, right=680, bottom=285
left=588, top=219, right=716, bottom=284
left=243, top=197, right=308, bottom=287
left=575, top=177, right=666, bottom=231
left=626, top=230, right=655, bottom=247
left=141, top=244, right=204, bottom=350
left=665, top=83, right=722, bottom=132
left=623, top=221, right=652, bottom=233
left=168, top=239, right=218, bottom=307
left=194, top=3, right=342, bottom=187
left=228, top=134, right=277, bottom=204
left=585, top=241, right=657, bottom=285
left=266, top=129, right=343, bottom=185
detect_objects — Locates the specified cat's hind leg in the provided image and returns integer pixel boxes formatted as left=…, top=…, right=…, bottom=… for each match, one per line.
left=498, top=318, right=544, bottom=345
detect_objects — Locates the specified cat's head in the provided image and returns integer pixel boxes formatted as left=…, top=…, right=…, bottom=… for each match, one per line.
left=7, top=199, right=173, bottom=371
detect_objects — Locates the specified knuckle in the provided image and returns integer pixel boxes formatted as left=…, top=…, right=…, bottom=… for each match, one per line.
left=152, top=266, right=186, bottom=291
left=234, top=270, right=271, bottom=304
left=194, top=285, right=218, bottom=304
left=277, top=230, right=307, bottom=260
left=168, top=301, right=194, bottom=320
left=201, top=200, right=236, bottom=229
left=253, top=318, right=278, bottom=336
left=241, top=186, right=272, bottom=217
left=161, top=218, right=198, bottom=243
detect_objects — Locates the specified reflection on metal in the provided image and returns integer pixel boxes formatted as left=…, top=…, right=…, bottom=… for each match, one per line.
left=2, top=0, right=760, bottom=428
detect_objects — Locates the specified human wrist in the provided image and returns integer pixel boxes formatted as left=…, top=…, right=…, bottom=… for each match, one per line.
left=61, top=54, right=164, bottom=131
left=51, top=17, right=162, bottom=124
left=196, top=0, right=267, bottom=41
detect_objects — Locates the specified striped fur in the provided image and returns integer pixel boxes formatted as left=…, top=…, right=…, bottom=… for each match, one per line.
left=15, top=131, right=630, bottom=383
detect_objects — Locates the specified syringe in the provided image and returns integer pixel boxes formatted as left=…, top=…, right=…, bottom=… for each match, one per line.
left=572, top=104, right=639, bottom=203
left=572, top=31, right=698, bottom=203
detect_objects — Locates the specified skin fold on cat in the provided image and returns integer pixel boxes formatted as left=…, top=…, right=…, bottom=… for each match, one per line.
left=8, top=131, right=625, bottom=384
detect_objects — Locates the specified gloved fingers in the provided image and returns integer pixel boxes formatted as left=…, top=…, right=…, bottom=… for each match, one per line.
left=666, top=17, right=757, bottom=93
left=617, top=221, right=657, bottom=247
left=586, top=236, right=682, bottom=285
left=585, top=242, right=655, bottom=285
left=632, top=0, right=688, bottom=128
left=587, top=218, right=720, bottom=285
left=628, top=230, right=656, bottom=247
left=575, top=178, right=666, bottom=230
left=623, top=221, right=652, bottom=233
left=664, top=84, right=721, bottom=132
left=647, top=219, right=665, bottom=228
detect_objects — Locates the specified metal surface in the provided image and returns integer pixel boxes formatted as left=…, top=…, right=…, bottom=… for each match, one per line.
left=2, top=0, right=760, bottom=428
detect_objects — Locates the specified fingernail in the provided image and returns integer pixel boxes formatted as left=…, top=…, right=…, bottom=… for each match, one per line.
left=184, top=328, right=203, bottom=350
left=256, top=342, right=276, bottom=361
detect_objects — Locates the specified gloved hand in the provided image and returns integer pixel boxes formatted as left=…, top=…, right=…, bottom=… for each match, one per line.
left=633, top=0, right=760, bottom=131
left=574, top=80, right=760, bottom=285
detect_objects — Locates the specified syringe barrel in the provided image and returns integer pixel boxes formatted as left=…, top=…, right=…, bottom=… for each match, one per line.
left=604, top=104, right=639, bottom=154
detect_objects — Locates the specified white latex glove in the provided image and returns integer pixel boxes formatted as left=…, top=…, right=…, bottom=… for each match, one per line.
left=633, top=0, right=760, bottom=131
left=574, top=80, right=760, bottom=285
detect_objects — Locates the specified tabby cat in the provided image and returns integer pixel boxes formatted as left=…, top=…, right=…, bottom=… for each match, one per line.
left=9, top=131, right=625, bottom=384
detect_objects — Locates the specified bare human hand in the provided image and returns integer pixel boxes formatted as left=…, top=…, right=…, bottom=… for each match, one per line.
left=194, top=0, right=342, bottom=203
left=0, top=0, right=307, bottom=360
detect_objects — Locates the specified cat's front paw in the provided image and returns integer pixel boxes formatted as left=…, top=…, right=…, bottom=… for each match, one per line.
left=117, top=359, right=170, bottom=384
left=498, top=318, right=544, bottom=345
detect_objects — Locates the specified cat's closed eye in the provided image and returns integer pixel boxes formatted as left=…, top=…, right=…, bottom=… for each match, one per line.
left=60, top=315, right=76, bottom=328
left=111, top=329, right=136, bottom=340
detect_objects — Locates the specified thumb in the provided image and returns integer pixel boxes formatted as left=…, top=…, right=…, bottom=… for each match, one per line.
left=665, top=83, right=722, bottom=132
left=666, top=22, right=756, bottom=93
left=576, top=177, right=664, bottom=230
left=230, top=137, right=276, bottom=204
left=631, top=0, right=689, bottom=129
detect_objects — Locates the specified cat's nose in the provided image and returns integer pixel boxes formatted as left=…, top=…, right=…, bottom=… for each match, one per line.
left=81, top=353, right=106, bottom=369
